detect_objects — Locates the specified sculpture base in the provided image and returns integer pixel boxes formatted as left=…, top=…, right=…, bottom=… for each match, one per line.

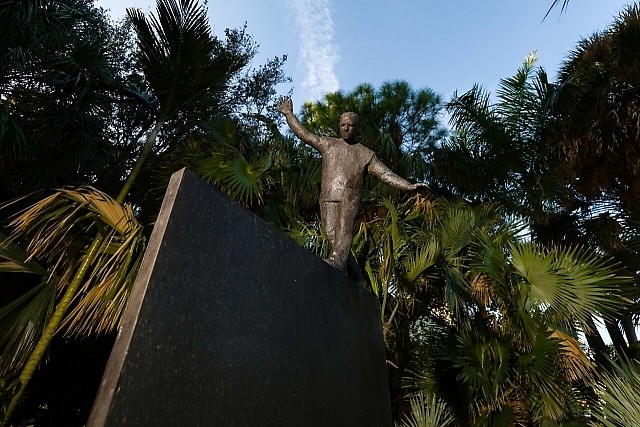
left=88, top=169, right=392, bottom=426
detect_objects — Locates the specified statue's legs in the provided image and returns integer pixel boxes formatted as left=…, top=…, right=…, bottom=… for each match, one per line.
left=320, top=200, right=358, bottom=272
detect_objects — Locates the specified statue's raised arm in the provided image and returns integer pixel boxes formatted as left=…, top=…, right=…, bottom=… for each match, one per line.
left=277, top=96, right=326, bottom=152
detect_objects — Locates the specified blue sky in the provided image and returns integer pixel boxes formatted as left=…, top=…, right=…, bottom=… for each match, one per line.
left=98, top=0, right=634, bottom=111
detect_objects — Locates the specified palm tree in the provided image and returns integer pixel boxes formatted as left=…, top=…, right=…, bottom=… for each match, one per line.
left=342, top=185, right=627, bottom=424
left=546, top=4, right=640, bottom=358
left=436, top=53, right=572, bottom=234
left=435, top=54, right=635, bottom=364
left=550, top=5, right=640, bottom=208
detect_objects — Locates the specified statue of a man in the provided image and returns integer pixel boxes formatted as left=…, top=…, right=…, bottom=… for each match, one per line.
left=277, top=96, right=426, bottom=276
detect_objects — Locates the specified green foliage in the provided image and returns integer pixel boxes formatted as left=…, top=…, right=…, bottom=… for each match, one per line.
left=194, top=118, right=274, bottom=205
left=551, top=5, right=640, bottom=207
left=366, top=194, right=625, bottom=425
left=1, top=1, right=637, bottom=426
left=437, top=53, right=569, bottom=229
left=0, top=0, right=119, bottom=196
left=510, top=243, right=627, bottom=330
left=590, top=356, right=640, bottom=427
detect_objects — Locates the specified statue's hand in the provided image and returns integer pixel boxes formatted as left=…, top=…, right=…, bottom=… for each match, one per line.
left=411, top=182, right=429, bottom=191
left=277, top=96, right=293, bottom=115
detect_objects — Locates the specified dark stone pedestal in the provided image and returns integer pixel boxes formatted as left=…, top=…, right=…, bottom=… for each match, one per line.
left=88, top=168, right=392, bottom=426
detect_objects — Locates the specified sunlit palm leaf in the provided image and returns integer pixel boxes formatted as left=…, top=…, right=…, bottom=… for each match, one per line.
left=549, top=328, right=595, bottom=383
left=552, top=245, right=628, bottom=322
left=403, top=237, right=440, bottom=284
left=197, top=151, right=273, bottom=205
left=400, top=392, right=455, bottom=427
left=61, top=187, right=139, bottom=235
left=510, top=243, right=627, bottom=329
left=496, top=51, right=539, bottom=137
left=62, top=229, right=146, bottom=336
left=2, top=187, right=145, bottom=343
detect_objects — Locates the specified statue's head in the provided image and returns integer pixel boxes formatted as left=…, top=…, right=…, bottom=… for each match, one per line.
left=339, top=112, right=360, bottom=142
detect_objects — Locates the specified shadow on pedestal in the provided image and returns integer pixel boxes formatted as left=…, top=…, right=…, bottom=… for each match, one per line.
left=88, top=168, right=391, bottom=426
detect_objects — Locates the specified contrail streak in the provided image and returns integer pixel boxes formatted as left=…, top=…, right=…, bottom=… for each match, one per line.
left=287, top=0, right=340, bottom=102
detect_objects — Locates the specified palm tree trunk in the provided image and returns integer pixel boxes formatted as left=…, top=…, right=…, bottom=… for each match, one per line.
left=585, top=316, right=610, bottom=367
left=605, top=318, right=629, bottom=356
left=2, top=235, right=105, bottom=427
left=116, top=118, right=164, bottom=204
left=622, top=314, right=638, bottom=345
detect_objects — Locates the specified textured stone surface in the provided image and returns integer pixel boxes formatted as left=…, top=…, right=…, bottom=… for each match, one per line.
left=88, top=168, right=391, bottom=427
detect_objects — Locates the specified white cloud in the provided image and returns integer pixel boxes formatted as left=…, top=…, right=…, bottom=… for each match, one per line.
left=286, top=0, right=340, bottom=101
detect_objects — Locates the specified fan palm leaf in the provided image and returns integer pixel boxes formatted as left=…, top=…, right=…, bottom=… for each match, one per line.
left=510, top=242, right=628, bottom=330
left=0, top=280, right=55, bottom=377
left=399, top=392, right=454, bottom=427
left=196, top=150, right=273, bottom=205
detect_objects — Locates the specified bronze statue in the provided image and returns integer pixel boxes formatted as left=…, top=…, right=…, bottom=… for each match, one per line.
left=277, top=96, right=427, bottom=278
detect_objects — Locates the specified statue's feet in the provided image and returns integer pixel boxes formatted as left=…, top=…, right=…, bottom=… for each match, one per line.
left=324, top=255, right=362, bottom=283
left=324, top=256, right=341, bottom=270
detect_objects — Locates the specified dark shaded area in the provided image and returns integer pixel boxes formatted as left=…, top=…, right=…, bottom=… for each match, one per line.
left=10, top=335, right=115, bottom=427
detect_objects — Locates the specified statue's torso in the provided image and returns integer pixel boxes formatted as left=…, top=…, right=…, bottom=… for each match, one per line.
left=320, top=137, right=374, bottom=202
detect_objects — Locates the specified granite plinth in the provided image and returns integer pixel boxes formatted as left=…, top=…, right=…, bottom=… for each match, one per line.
left=88, top=168, right=391, bottom=426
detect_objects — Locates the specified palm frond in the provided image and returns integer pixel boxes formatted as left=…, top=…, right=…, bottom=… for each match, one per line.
left=496, top=52, right=540, bottom=139
left=447, top=85, right=500, bottom=145
left=590, top=355, right=640, bottom=427
left=196, top=151, right=273, bottom=205
left=440, top=204, right=476, bottom=256
left=549, top=328, right=595, bottom=383
left=543, top=0, right=570, bottom=21
left=403, top=237, right=440, bottom=284
left=516, top=325, right=568, bottom=421
left=399, top=392, right=455, bottom=427
left=0, top=280, right=55, bottom=376
left=510, top=243, right=628, bottom=328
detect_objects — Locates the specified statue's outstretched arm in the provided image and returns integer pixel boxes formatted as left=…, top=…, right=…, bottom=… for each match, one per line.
left=277, top=96, right=325, bottom=152
left=367, top=156, right=428, bottom=191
